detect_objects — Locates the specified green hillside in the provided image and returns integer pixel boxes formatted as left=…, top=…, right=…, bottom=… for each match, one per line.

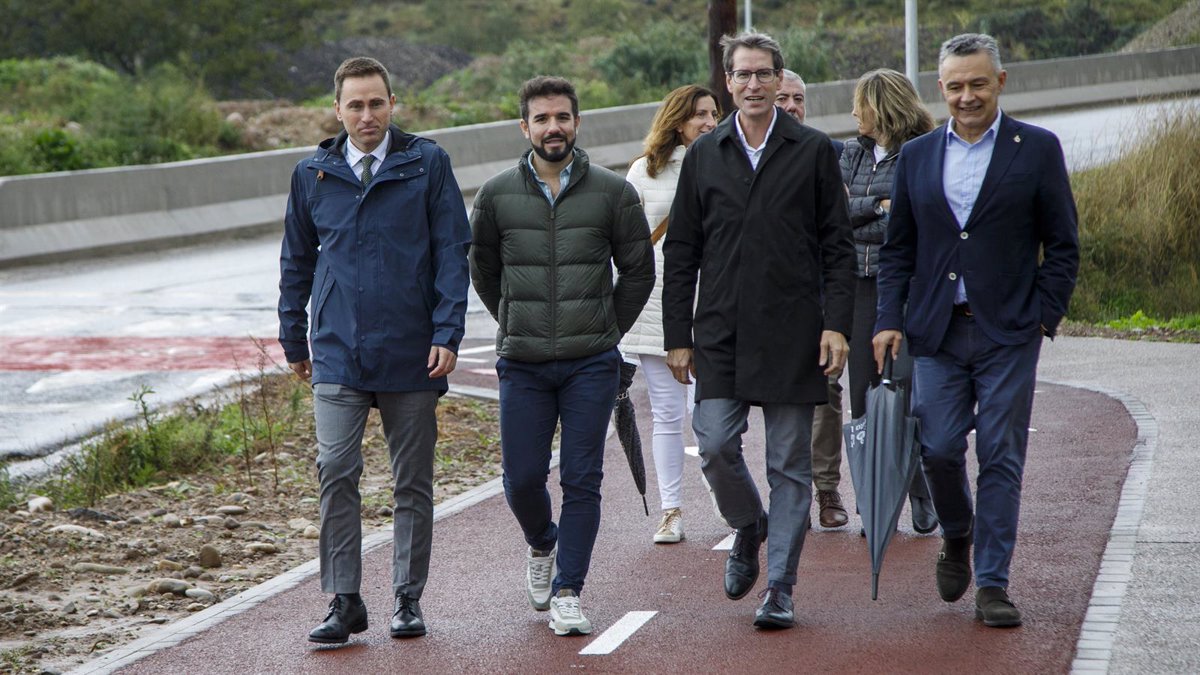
left=0, top=0, right=1190, bottom=175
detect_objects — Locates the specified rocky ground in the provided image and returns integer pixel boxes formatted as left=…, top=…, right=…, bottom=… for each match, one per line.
left=217, top=100, right=342, bottom=152
left=0, top=394, right=500, bottom=674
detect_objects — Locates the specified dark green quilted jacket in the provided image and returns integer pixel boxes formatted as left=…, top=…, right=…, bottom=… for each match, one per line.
left=469, top=148, right=654, bottom=363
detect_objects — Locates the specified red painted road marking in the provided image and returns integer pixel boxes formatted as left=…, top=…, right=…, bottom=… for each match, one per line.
left=0, top=337, right=286, bottom=372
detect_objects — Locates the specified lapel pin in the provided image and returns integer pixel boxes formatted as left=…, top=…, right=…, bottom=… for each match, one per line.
left=317, top=170, right=325, bottom=181
left=1013, top=134, right=1021, bottom=143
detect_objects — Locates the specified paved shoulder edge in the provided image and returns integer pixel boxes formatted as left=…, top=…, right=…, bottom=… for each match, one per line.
left=1040, top=380, right=1157, bottom=675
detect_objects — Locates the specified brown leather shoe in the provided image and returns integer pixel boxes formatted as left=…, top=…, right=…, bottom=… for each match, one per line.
left=817, top=490, right=849, bottom=528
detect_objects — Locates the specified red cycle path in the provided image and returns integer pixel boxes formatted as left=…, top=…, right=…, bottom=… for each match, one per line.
left=0, top=337, right=286, bottom=371
left=119, top=379, right=1134, bottom=674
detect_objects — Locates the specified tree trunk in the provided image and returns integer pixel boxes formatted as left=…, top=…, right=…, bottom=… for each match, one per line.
left=708, top=0, right=736, bottom=117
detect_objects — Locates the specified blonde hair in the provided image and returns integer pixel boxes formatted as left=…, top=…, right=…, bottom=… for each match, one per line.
left=853, top=69, right=935, bottom=151
left=638, top=85, right=720, bottom=178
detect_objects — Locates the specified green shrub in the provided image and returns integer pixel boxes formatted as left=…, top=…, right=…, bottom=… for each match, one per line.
left=1071, top=104, right=1200, bottom=322
left=594, top=21, right=707, bottom=90
left=0, top=58, right=228, bottom=175
left=32, top=128, right=88, bottom=171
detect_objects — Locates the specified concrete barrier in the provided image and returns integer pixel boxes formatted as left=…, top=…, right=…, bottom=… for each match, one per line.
left=2, top=45, right=1199, bottom=267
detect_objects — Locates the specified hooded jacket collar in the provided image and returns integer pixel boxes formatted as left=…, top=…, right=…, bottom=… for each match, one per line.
left=314, top=123, right=418, bottom=164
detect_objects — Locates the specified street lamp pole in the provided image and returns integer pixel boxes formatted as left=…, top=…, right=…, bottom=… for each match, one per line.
left=905, top=0, right=919, bottom=91
left=745, top=0, right=751, bottom=32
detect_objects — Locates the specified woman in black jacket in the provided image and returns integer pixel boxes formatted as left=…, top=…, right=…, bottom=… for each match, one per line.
left=842, top=68, right=938, bottom=532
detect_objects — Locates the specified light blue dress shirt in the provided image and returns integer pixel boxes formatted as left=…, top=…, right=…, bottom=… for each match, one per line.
left=527, top=151, right=574, bottom=205
left=943, top=111, right=1003, bottom=304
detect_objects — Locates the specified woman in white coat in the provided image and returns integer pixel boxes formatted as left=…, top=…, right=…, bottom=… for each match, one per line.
left=623, top=85, right=720, bottom=544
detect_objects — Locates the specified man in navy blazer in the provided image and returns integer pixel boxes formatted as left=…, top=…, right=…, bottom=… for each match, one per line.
left=872, top=33, right=1079, bottom=628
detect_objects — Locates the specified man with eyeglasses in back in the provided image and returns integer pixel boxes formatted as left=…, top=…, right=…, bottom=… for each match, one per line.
left=775, top=68, right=851, bottom=532
left=663, top=31, right=855, bottom=629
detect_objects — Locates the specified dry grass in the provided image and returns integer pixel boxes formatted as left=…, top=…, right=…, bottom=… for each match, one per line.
left=1070, top=102, right=1200, bottom=322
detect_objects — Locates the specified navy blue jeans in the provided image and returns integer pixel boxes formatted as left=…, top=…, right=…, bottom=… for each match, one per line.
left=496, top=347, right=621, bottom=596
left=912, top=313, right=1041, bottom=589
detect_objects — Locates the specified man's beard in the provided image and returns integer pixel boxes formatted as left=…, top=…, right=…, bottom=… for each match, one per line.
left=531, top=134, right=575, bottom=163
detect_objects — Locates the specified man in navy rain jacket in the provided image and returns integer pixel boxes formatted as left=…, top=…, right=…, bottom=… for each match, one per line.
left=278, top=56, right=470, bottom=644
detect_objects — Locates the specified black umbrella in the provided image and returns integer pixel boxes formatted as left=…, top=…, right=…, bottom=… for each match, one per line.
left=844, top=351, right=923, bottom=600
left=614, top=360, right=649, bottom=516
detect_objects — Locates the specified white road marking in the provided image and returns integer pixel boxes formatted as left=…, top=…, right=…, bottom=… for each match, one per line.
left=713, top=532, right=736, bottom=550
left=579, top=611, right=657, bottom=655
left=684, top=445, right=700, bottom=457
left=456, top=356, right=487, bottom=363
left=458, top=344, right=497, bottom=355
left=0, top=403, right=81, bottom=414
left=25, top=371, right=140, bottom=394
left=967, top=428, right=1037, bottom=435
left=466, top=368, right=497, bottom=377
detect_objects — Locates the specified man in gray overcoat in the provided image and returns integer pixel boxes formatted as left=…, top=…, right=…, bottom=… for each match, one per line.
left=662, top=32, right=855, bottom=629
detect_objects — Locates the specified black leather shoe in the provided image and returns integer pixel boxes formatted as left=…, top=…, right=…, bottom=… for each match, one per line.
left=389, top=592, right=426, bottom=638
left=936, top=531, right=972, bottom=602
left=725, top=513, right=767, bottom=600
left=753, top=588, right=794, bottom=629
left=975, top=586, right=1022, bottom=627
left=911, top=496, right=939, bottom=534
left=308, top=594, right=368, bottom=644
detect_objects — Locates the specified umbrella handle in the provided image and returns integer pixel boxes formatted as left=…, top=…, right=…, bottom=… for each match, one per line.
left=880, top=349, right=895, bottom=386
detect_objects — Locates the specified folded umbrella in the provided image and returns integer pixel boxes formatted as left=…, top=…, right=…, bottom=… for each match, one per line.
left=614, top=359, right=649, bottom=516
left=844, top=351, right=923, bottom=600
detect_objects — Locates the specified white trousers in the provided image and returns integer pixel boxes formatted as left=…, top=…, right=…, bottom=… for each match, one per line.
left=638, top=354, right=695, bottom=510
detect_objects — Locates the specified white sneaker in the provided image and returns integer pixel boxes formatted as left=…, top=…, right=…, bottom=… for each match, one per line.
left=548, top=589, right=592, bottom=636
left=699, top=472, right=730, bottom=528
left=653, top=507, right=685, bottom=543
left=526, top=545, right=556, bottom=611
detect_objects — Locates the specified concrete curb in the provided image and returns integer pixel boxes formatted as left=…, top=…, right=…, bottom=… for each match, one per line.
left=1036, top=381, right=1158, bottom=675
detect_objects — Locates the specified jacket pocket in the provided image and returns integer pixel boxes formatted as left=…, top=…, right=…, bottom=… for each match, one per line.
left=312, top=266, right=336, bottom=335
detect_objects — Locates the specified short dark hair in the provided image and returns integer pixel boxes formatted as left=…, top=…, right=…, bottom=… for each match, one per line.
left=518, top=76, right=579, bottom=121
left=720, top=32, right=785, bottom=73
left=334, top=56, right=392, bottom=102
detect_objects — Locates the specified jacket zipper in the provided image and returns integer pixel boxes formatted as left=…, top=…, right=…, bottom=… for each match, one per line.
left=549, top=203, right=557, bottom=355
left=864, top=156, right=878, bottom=277
left=528, top=159, right=580, bottom=359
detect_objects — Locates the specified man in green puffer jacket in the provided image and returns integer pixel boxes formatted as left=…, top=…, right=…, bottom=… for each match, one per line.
left=469, top=76, right=654, bottom=637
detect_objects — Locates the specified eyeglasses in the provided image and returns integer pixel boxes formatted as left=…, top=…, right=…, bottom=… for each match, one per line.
left=728, top=69, right=779, bottom=84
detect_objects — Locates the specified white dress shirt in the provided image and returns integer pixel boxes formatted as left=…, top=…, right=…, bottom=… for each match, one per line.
left=733, top=108, right=779, bottom=171
left=344, top=131, right=391, bottom=182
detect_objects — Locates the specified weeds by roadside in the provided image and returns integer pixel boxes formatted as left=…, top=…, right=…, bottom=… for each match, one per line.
left=0, top=369, right=311, bottom=512
left=1071, top=102, right=1200, bottom=324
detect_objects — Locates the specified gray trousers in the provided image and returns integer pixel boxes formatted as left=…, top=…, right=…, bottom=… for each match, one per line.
left=313, top=383, right=438, bottom=598
left=693, top=398, right=815, bottom=586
